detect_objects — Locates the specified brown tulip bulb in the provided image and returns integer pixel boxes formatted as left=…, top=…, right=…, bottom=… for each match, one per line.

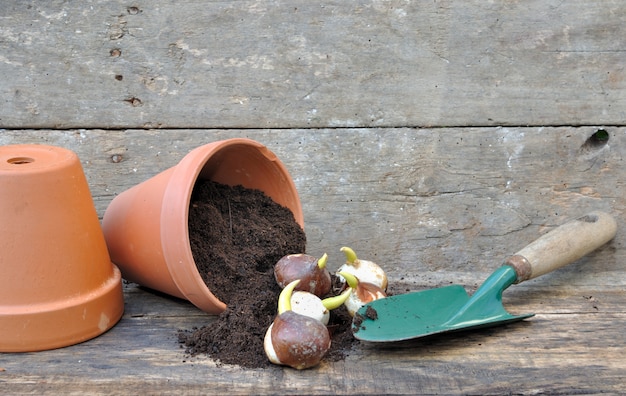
left=274, top=253, right=332, bottom=297
left=264, top=280, right=332, bottom=369
left=269, top=310, right=331, bottom=370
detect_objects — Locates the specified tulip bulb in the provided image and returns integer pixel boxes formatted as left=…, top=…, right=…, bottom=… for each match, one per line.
left=338, top=271, right=387, bottom=316
left=264, top=280, right=331, bottom=369
left=274, top=253, right=332, bottom=297
left=291, top=287, right=351, bottom=325
left=337, top=247, right=388, bottom=291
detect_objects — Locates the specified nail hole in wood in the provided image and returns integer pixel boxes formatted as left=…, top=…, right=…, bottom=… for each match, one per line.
left=124, top=97, right=142, bottom=107
left=581, top=129, right=609, bottom=151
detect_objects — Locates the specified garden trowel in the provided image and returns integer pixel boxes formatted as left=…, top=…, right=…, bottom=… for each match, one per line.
left=352, top=211, right=617, bottom=342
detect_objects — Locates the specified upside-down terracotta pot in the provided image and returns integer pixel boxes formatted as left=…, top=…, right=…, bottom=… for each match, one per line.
left=101, top=138, right=303, bottom=314
left=0, top=144, right=124, bottom=352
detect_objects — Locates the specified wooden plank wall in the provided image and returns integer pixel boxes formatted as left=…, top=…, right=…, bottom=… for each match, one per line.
left=1, top=1, right=625, bottom=394
left=1, top=129, right=622, bottom=282
left=2, top=1, right=625, bottom=128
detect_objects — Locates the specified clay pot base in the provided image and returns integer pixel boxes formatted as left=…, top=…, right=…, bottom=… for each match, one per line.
left=179, top=181, right=357, bottom=368
left=0, top=145, right=124, bottom=352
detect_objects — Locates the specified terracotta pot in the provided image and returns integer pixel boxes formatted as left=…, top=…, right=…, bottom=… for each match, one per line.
left=101, top=138, right=303, bottom=314
left=0, top=144, right=124, bottom=352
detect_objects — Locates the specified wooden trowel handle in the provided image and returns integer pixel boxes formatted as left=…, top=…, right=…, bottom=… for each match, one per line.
left=505, top=211, right=617, bottom=283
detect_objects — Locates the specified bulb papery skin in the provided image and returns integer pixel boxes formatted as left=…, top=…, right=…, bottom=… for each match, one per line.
left=275, top=254, right=332, bottom=297
left=263, top=323, right=281, bottom=365
left=270, top=311, right=331, bottom=370
left=291, top=291, right=330, bottom=325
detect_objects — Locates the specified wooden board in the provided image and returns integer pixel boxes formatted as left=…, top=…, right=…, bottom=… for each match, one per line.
left=2, top=1, right=626, bottom=128
left=0, top=284, right=624, bottom=395
left=0, top=130, right=624, bottom=394
left=0, top=129, right=622, bottom=279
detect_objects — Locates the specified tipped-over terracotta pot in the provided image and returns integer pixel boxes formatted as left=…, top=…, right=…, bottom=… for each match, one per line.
left=102, top=138, right=303, bottom=314
left=0, top=144, right=124, bottom=352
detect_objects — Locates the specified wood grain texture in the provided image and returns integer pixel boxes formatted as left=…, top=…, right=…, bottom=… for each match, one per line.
left=1, top=129, right=622, bottom=280
left=2, top=0, right=626, bottom=128
left=0, top=284, right=624, bottom=395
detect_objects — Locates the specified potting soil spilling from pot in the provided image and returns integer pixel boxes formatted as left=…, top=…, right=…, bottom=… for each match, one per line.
left=179, top=180, right=357, bottom=369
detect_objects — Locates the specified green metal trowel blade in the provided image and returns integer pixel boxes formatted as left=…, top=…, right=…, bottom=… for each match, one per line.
left=352, top=266, right=534, bottom=342
left=351, top=285, right=471, bottom=341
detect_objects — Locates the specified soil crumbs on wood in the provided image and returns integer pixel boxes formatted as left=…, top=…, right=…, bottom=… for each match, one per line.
left=178, top=180, right=357, bottom=369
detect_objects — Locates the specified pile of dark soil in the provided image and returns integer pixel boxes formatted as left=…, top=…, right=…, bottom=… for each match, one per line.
left=178, top=180, right=357, bottom=369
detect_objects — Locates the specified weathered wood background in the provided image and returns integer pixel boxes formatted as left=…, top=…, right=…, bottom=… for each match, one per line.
left=1, top=1, right=625, bottom=395
left=2, top=0, right=626, bottom=128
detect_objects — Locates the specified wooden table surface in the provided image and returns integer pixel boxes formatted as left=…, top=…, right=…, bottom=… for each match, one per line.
left=1, top=2, right=625, bottom=395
